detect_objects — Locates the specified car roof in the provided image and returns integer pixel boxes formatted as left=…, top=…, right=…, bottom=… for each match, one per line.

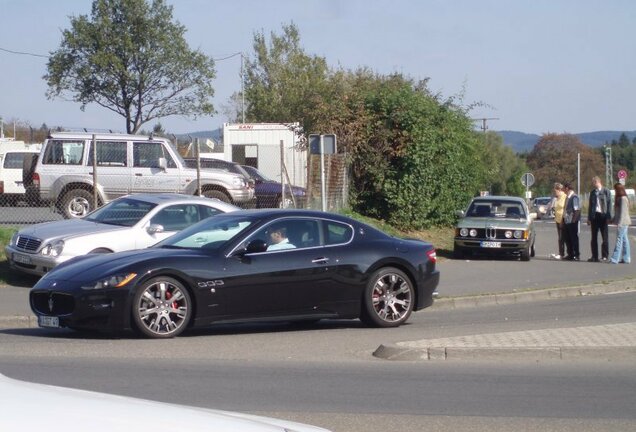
left=48, top=132, right=168, bottom=141
left=215, top=208, right=357, bottom=223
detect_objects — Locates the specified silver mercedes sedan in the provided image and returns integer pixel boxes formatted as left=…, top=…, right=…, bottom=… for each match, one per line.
left=5, top=193, right=238, bottom=276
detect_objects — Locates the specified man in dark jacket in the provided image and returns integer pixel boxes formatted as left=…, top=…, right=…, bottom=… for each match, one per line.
left=587, top=176, right=612, bottom=262
left=563, top=182, right=581, bottom=261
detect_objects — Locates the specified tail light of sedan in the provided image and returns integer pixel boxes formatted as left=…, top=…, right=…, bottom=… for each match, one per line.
left=426, top=249, right=437, bottom=263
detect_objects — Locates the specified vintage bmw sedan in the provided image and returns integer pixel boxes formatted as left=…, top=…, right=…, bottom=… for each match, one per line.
left=30, top=210, right=440, bottom=338
left=6, top=193, right=238, bottom=276
left=454, top=196, right=536, bottom=260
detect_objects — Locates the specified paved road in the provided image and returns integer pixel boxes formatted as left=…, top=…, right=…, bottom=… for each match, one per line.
left=1, top=293, right=635, bottom=432
left=439, top=219, right=636, bottom=297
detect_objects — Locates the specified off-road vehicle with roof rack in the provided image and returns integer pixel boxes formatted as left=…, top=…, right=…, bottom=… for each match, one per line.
left=25, top=132, right=253, bottom=218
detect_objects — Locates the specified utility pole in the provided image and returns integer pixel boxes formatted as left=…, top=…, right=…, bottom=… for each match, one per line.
left=472, top=117, right=500, bottom=133
left=604, top=145, right=613, bottom=187
left=240, top=53, right=245, bottom=123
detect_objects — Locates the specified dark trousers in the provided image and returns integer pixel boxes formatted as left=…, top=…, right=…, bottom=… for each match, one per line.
left=564, top=222, right=580, bottom=259
left=590, top=213, right=609, bottom=259
left=556, top=222, right=565, bottom=257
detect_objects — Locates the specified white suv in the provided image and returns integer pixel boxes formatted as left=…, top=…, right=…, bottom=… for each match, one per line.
left=26, top=132, right=253, bottom=218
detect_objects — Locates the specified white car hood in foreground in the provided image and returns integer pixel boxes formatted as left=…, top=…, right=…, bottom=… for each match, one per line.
left=17, top=219, right=128, bottom=242
left=0, top=374, right=330, bottom=432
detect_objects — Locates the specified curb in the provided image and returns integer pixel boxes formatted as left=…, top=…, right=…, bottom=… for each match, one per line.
left=373, top=344, right=636, bottom=362
left=431, top=280, right=635, bottom=310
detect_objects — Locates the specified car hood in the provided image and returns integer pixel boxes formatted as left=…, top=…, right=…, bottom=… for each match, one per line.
left=35, top=248, right=197, bottom=284
left=457, top=216, right=530, bottom=229
left=16, top=219, right=128, bottom=242
left=0, top=374, right=330, bottom=432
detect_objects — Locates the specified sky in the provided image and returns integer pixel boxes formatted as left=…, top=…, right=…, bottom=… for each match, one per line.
left=1, top=0, right=635, bottom=136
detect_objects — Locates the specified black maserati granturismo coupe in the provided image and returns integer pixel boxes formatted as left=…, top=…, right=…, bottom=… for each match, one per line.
left=30, top=209, right=440, bottom=338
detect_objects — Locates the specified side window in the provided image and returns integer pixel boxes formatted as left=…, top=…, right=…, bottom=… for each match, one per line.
left=150, top=204, right=199, bottom=232
left=42, top=140, right=85, bottom=165
left=324, top=221, right=353, bottom=246
left=133, top=142, right=176, bottom=168
left=3, top=152, right=29, bottom=169
left=198, top=205, right=223, bottom=221
left=247, top=219, right=320, bottom=252
left=87, top=141, right=127, bottom=167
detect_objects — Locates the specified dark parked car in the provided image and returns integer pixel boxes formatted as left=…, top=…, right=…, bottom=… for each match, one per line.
left=30, top=209, right=439, bottom=338
left=454, top=195, right=537, bottom=260
left=241, top=165, right=307, bottom=208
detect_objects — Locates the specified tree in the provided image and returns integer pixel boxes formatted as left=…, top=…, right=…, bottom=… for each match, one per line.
left=479, top=131, right=528, bottom=196
left=526, top=133, right=605, bottom=193
left=45, top=0, right=216, bottom=134
left=243, top=23, right=330, bottom=135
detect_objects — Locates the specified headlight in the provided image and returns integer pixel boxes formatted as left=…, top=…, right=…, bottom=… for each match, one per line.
left=513, top=230, right=523, bottom=239
left=81, top=273, right=137, bottom=290
left=469, top=229, right=478, bottom=237
left=232, top=177, right=247, bottom=188
left=539, top=205, right=546, bottom=213
left=41, top=240, right=65, bottom=257
left=460, top=228, right=469, bottom=237
left=10, top=232, right=19, bottom=246
left=505, top=230, right=512, bottom=239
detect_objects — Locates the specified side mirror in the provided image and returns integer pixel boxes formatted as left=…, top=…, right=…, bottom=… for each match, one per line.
left=246, top=239, right=268, bottom=254
left=158, top=157, right=167, bottom=171
left=147, top=224, right=165, bottom=234
left=455, top=210, right=465, bottom=218
left=529, top=212, right=538, bottom=220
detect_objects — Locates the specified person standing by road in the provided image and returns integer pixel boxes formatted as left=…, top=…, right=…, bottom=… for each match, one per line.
left=610, top=183, right=631, bottom=264
left=587, top=176, right=612, bottom=262
left=549, top=182, right=567, bottom=260
left=563, top=182, right=581, bottom=261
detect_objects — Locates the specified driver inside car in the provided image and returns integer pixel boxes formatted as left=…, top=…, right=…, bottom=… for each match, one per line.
left=267, top=226, right=296, bottom=251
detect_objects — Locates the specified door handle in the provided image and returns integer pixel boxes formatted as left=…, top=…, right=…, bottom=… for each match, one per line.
left=135, top=173, right=143, bottom=176
left=312, top=257, right=329, bottom=264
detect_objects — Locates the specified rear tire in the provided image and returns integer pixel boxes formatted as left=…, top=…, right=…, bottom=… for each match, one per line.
left=60, top=189, right=94, bottom=219
left=360, top=267, right=414, bottom=328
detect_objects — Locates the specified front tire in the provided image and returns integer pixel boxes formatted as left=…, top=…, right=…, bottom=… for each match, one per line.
left=202, top=189, right=231, bottom=203
left=132, top=277, right=192, bottom=339
left=521, top=245, right=531, bottom=261
left=360, top=267, right=414, bottom=328
left=60, top=189, right=94, bottom=219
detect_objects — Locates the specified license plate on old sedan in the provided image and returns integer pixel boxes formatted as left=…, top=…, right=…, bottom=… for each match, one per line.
left=480, top=241, right=501, bottom=248
left=38, top=316, right=60, bottom=328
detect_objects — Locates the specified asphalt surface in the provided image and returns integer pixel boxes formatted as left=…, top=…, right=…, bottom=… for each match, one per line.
left=2, top=218, right=636, bottom=363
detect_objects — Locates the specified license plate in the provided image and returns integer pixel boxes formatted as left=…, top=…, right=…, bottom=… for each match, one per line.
left=38, top=316, right=60, bottom=328
left=480, top=241, right=501, bottom=248
left=12, top=252, right=32, bottom=265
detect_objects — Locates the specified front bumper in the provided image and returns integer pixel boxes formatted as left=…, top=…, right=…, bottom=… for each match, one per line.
left=5, top=245, right=66, bottom=276
left=30, top=284, right=132, bottom=331
left=454, top=237, right=531, bottom=253
left=228, top=188, right=254, bottom=205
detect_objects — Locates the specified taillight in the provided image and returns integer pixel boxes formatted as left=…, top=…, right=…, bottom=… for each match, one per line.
left=33, top=172, right=40, bottom=187
left=426, top=249, right=437, bottom=263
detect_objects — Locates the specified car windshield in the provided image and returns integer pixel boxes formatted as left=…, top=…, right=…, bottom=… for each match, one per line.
left=535, top=198, right=551, bottom=205
left=155, top=214, right=255, bottom=250
left=242, top=165, right=271, bottom=182
left=466, top=200, right=526, bottom=219
left=84, top=198, right=156, bottom=226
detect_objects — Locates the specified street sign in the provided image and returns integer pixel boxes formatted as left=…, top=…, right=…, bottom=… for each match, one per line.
left=309, top=134, right=337, bottom=154
left=521, top=172, right=535, bottom=188
left=617, top=169, right=628, bottom=180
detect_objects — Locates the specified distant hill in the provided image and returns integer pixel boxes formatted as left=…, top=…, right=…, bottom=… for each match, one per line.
left=497, top=130, right=636, bottom=153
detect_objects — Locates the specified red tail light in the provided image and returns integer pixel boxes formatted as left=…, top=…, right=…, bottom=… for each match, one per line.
left=426, top=249, right=437, bottom=263
left=33, top=172, right=40, bottom=187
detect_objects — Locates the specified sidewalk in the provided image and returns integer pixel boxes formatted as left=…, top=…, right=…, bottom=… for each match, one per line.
left=374, top=322, right=636, bottom=362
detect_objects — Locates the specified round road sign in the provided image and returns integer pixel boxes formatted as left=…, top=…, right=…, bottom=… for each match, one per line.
left=521, top=172, right=535, bottom=188
left=617, top=169, right=628, bottom=180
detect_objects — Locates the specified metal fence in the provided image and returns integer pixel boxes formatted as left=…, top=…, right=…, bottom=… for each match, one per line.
left=0, top=136, right=350, bottom=227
